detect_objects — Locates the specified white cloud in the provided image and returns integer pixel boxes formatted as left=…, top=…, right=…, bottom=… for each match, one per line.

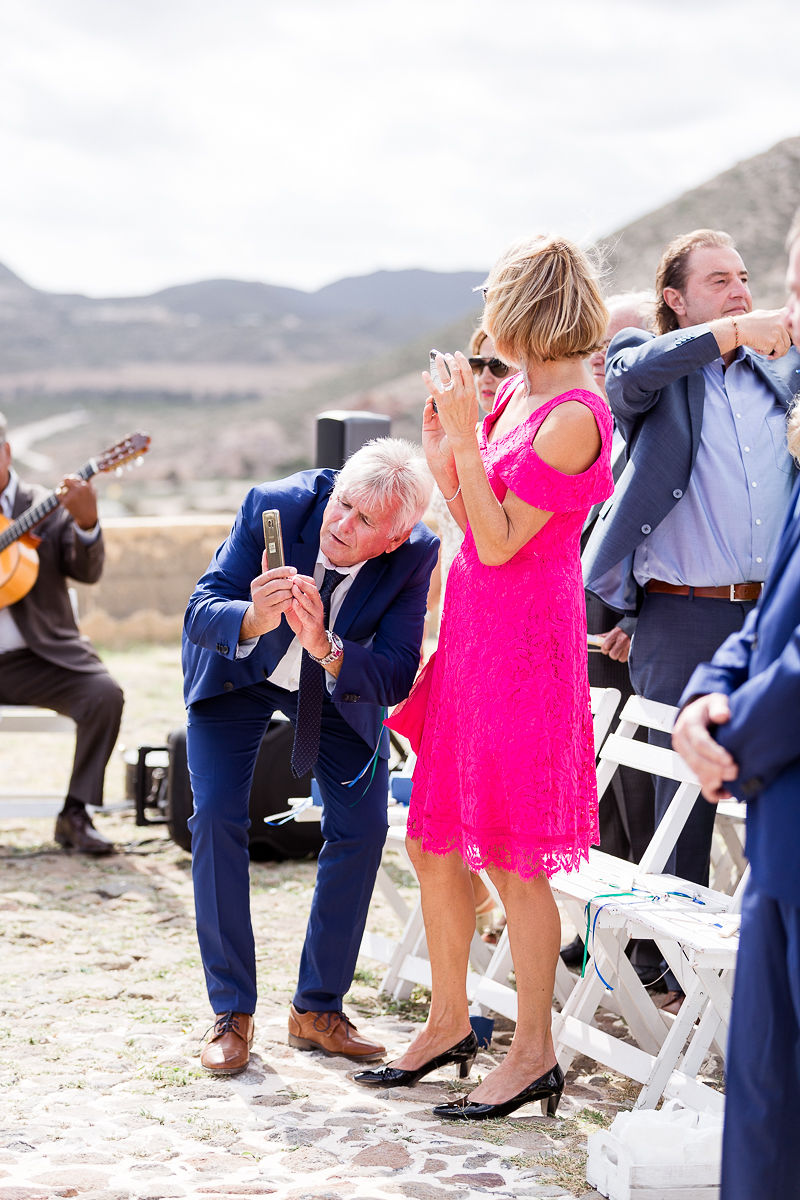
left=0, top=0, right=797, bottom=295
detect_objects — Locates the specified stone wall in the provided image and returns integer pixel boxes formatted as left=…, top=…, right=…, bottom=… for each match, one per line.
left=73, top=515, right=234, bottom=646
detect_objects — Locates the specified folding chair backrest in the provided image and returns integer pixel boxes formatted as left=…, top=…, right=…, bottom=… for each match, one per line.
left=595, top=695, right=702, bottom=874
left=590, top=686, right=621, bottom=755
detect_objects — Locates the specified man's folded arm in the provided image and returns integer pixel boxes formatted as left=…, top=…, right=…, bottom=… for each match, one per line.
left=606, top=325, right=720, bottom=431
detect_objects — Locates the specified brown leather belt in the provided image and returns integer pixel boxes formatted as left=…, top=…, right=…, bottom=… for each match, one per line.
left=645, top=579, right=762, bottom=603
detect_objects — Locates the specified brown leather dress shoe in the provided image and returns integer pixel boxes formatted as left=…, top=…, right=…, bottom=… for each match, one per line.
left=288, top=1004, right=385, bottom=1061
left=200, top=1012, right=255, bottom=1075
left=54, top=806, right=114, bottom=855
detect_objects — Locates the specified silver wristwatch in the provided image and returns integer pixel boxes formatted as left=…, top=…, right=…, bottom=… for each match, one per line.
left=309, top=630, right=344, bottom=666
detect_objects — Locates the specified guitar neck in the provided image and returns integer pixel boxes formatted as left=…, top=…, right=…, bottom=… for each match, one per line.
left=0, top=460, right=98, bottom=553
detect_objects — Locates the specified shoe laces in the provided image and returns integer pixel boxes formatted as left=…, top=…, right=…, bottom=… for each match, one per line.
left=312, top=1010, right=355, bottom=1034
left=209, top=1011, right=244, bottom=1037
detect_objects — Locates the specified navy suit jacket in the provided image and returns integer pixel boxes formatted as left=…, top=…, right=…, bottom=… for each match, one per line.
left=682, top=479, right=800, bottom=906
left=583, top=325, right=800, bottom=614
left=182, top=468, right=439, bottom=758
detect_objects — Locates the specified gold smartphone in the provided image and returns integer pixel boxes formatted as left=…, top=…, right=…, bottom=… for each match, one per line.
left=262, top=509, right=285, bottom=569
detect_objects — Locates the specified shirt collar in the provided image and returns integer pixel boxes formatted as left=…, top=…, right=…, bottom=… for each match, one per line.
left=316, top=548, right=366, bottom=580
left=0, top=467, right=18, bottom=517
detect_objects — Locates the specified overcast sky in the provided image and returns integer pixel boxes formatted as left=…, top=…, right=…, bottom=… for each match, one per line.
left=1, top=0, right=797, bottom=298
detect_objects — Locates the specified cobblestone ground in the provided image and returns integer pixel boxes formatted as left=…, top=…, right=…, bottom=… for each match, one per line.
left=0, top=806, right=652, bottom=1200
left=0, top=647, right=727, bottom=1198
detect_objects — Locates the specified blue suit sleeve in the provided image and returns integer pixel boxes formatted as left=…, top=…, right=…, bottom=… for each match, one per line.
left=681, top=608, right=800, bottom=796
left=183, top=488, right=264, bottom=661
left=713, top=626, right=800, bottom=796
left=606, top=325, right=720, bottom=440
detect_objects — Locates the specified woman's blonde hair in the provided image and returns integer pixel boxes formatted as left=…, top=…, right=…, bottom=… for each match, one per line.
left=468, top=326, right=488, bottom=355
left=482, top=235, right=608, bottom=365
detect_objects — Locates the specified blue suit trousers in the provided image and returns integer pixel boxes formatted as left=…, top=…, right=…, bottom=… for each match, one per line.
left=721, top=881, right=800, bottom=1200
left=187, top=682, right=389, bottom=1015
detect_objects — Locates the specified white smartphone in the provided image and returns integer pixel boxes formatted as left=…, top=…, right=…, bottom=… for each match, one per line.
left=429, top=349, right=453, bottom=392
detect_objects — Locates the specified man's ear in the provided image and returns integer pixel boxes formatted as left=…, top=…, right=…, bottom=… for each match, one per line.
left=663, top=287, right=686, bottom=320
left=385, top=528, right=412, bottom=554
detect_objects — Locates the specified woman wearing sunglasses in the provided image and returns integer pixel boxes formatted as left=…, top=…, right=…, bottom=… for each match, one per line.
left=468, top=329, right=513, bottom=415
left=354, top=234, right=613, bottom=1120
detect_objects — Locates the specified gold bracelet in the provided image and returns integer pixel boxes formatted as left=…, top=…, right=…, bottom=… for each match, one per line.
left=442, top=484, right=461, bottom=503
left=732, top=316, right=740, bottom=349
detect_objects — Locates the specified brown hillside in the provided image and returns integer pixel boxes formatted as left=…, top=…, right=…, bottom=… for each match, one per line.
left=599, top=136, right=800, bottom=304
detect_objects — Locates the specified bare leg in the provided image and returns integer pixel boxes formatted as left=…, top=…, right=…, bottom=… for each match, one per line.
left=389, top=839, right=475, bottom=1071
left=470, top=873, right=492, bottom=911
left=466, top=868, right=560, bottom=1104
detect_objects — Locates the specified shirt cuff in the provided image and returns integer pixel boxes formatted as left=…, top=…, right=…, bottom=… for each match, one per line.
left=235, top=637, right=259, bottom=659
left=74, top=522, right=101, bottom=543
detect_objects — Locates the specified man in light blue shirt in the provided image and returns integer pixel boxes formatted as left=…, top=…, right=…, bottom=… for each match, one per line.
left=583, top=230, right=799, bottom=983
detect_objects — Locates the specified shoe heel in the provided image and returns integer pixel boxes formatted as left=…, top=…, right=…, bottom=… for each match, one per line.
left=287, top=1033, right=317, bottom=1051
left=457, top=1053, right=476, bottom=1080
left=543, top=1088, right=563, bottom=1117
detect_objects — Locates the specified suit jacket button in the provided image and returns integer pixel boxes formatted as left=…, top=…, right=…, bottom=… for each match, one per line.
left=672, top=489, right=683, bottom=499
left=742, top=776, right=764, bottom=796
left=223, top=681, right=234, bottom=692
left=641, top=524, right=651, bottom=535
left=216, top=642, right=229, bottom=655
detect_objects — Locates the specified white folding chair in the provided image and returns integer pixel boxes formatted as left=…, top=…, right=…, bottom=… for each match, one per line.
left=359, top=687, right=622, bottom=1005
left=550, top=696, right=744, bottom=1110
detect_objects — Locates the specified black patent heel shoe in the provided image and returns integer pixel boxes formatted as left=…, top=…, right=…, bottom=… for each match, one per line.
left=350, top=1030, right=479, bottom=1089
left=432, top=1062, right=564, bottom=1121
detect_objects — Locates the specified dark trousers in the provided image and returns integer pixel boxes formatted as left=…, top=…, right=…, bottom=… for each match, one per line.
left=586, top=592, right=654, bottom=864
left=629, top=592, right=755, bottom=887
left=187, top=683, right=389, bottom=1016
left=0, top=648, right=123, bottom=807
left=721, top=881, right=800, bottom=1200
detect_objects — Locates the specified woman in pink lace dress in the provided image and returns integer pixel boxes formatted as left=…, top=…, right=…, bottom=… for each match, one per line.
left=354, top=235, right=614, bottom=1119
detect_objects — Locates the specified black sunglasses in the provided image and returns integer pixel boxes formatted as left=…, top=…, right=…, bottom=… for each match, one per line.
left=468, top=356, right=511, bottom=378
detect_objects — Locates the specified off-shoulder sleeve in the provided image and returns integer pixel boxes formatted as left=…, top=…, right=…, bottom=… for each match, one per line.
left=491, top=396, right=614, bottom=513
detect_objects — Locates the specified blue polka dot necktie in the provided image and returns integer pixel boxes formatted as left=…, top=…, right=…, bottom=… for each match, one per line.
left=290, top=568, right=346, bottom=779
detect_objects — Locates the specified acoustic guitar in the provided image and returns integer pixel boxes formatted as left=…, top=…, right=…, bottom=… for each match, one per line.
left=0, top=431, right=151, bottom=610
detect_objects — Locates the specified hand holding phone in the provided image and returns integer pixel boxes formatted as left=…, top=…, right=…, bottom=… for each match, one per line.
left=429, top=349, right=453, bottom=393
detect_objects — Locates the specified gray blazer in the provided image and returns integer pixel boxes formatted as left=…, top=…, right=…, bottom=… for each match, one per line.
left=583, top=325, right=800, bottom=614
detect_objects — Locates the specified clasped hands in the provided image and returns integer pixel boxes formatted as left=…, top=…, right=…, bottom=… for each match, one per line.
left=244, top=553, right=329, bottom=658
left=671, top=693, right=739, bottom=803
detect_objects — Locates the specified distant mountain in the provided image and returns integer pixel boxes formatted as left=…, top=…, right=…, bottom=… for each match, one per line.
left=0, top=265, right=485, bottom=372
left=600, top=135, right=800, bottom=305
left=0, top=134, right=797, bottom=503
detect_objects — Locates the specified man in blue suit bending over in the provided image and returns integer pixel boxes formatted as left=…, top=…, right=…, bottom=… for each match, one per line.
left=673, top=208, right=800, bottom=1200
left=183, top=439, right=437, bottom=1075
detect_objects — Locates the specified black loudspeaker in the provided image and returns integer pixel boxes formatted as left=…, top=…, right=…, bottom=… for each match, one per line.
left=165, top=719, right=323, bottom=861
left=315, top=410, right=391, bottom=470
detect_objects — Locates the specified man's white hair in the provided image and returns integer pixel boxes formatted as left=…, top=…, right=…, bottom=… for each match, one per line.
left=606, top=290, right=656, bottom=331
left=336, top=437, right=433, bottom=537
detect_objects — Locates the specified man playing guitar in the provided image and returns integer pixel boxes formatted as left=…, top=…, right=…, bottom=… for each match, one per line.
left=0, top=412, right=124, bottom=854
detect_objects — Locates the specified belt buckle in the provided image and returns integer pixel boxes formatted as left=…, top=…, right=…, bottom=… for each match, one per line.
left=729, top=584, right=742, bottom=602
